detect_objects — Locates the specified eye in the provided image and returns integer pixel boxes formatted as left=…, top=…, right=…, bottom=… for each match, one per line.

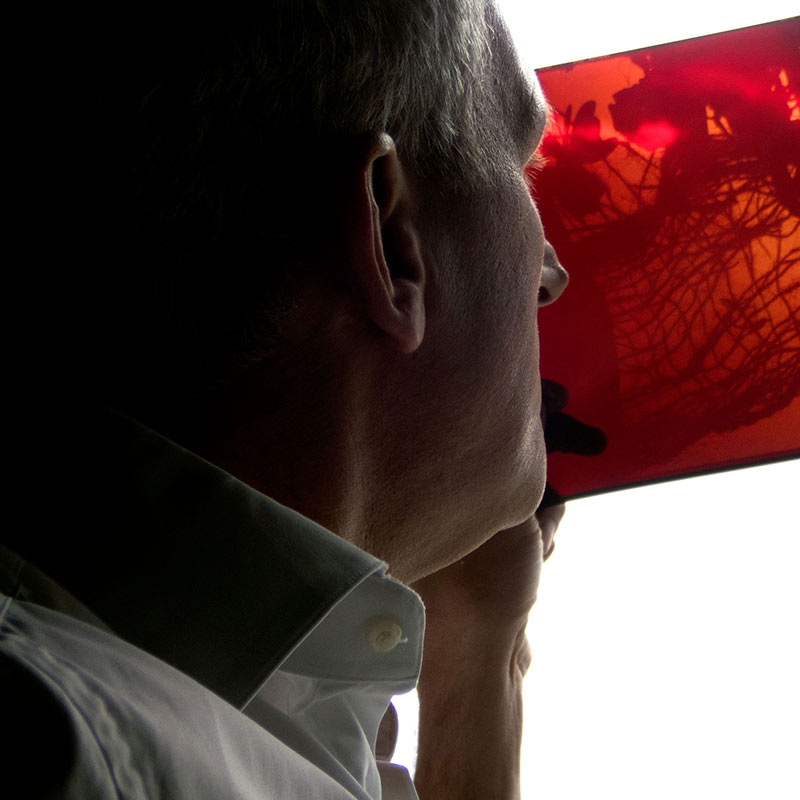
left=523, top=152, right=546, bottom=194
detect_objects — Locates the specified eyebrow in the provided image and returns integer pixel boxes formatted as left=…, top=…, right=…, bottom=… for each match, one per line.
left=520, top=89, right=550, bottom=156
left=514, top=68, right=550, bottom=153
left=533, top=100, right=551, bottom=144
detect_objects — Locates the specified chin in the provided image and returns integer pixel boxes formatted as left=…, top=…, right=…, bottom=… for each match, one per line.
left=506, top=432, right=548, bottom=523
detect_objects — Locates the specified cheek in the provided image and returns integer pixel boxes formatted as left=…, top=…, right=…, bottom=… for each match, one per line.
left=501, top=182, right=546, bottom=310
left=513, top=201, right=546, bottom=411
left=511, top=200, right=546, bottom=346
left=527, top=203, right=547, bottom=304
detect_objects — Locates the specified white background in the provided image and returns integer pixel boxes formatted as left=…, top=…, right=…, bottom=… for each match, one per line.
left=501, top=0, right=799, bottom=69
left=521, top=460, right=800, bottom=799
left=393, top=3, right=800, bottom=797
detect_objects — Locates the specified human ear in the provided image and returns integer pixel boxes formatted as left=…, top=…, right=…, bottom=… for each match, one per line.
left=346, top=133, right=426, bottom=354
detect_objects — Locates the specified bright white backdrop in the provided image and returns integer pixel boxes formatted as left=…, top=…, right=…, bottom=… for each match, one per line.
left=521, top=459, right=800, bottom=799
left=501, top=0, right=799, bottom=69
left=393, top=4, right=800, bottom=797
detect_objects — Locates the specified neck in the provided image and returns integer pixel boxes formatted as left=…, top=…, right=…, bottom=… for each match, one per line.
left=175, top=351, right=375, bottom=560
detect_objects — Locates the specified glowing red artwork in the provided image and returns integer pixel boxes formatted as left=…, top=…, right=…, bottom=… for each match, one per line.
left=533, top=18, right=800, bottom=499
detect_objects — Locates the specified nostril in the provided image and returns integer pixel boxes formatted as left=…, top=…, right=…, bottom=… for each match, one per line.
left=538, top=285, right=552, bottom=304
left=538, top=266, right=568, bottom=306
left=538, top=241, right=569, bottom=307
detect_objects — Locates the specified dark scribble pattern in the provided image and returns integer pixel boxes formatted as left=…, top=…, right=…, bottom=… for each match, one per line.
left=534, top=19, right=800, bottom=497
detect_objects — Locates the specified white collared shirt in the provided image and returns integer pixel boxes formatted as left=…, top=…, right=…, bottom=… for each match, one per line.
left=0, top=400, right=423, bottom=799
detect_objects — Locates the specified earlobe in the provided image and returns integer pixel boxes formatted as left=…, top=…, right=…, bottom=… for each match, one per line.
left=351, top=134, right=426, bottom=354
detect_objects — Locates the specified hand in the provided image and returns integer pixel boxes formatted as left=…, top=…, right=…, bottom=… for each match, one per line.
left=411, top=500, right=565, bottom=638
left=411, top=500, right=565, bottom=800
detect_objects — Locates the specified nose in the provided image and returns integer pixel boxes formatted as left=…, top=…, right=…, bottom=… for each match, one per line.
left=537, top=241, right=569, bottom=306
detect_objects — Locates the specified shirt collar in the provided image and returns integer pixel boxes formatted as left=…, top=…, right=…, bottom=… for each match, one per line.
left=6, top=395, right=386, bottom=708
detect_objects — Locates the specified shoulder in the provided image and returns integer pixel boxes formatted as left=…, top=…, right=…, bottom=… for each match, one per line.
left=1, top=597, right=369, bottom=799
left=1, top=635, right=118, bottom=799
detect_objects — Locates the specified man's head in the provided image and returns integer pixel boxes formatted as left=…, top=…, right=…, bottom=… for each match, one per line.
left=24, top=0, right=566, bottom=580
left=36, top=1, right=499, bottom=409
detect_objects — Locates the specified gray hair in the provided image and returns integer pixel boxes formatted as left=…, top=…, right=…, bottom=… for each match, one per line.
left=262, top=0, right=496, bottom=186
left=39, top=1, right=506, bottom=420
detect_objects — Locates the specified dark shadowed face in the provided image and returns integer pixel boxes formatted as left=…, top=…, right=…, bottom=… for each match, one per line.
left=394, top=8, right=568, bottom=577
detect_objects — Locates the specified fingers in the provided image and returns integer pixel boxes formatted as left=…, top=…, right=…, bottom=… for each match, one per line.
left=376, top=703, right=399, bottom=762
left=536, top=501, right=565, bottom=562
left=539, top=483, right=564, bottom=509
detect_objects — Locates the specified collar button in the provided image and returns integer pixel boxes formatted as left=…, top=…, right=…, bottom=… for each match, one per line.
left=366, top=616, right=404, bottom=653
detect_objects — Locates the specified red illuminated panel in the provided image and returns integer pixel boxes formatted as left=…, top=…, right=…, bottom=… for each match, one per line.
left=534, top=18, right=800, bottom=499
